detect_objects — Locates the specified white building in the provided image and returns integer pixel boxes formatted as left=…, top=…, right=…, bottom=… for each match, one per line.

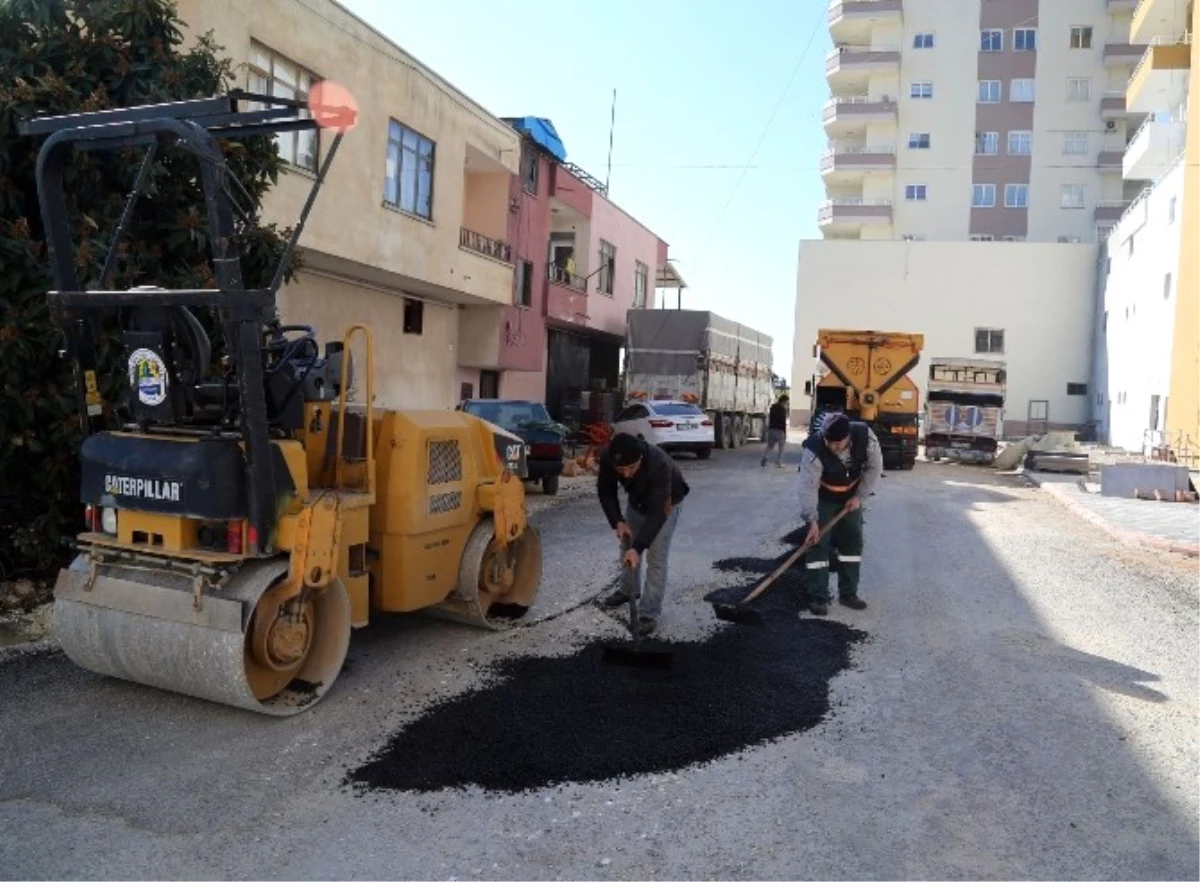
left=821, top=0, right=1144, bottom=243
left=791, top=240, right=1098, bottom=436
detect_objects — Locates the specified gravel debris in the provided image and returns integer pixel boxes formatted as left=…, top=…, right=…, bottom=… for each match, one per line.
left=346, top=556, right=867, bottom=796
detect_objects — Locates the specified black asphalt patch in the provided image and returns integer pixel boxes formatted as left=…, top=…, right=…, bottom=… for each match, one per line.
left=346, top=555, right=867, bottom=796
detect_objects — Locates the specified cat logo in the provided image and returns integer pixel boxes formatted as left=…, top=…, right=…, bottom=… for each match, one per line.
left=506, top=444, right=523, bottom=461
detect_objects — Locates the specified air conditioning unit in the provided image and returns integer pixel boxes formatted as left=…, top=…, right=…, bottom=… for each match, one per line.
left=1105, top=119, right=1118, bottom=131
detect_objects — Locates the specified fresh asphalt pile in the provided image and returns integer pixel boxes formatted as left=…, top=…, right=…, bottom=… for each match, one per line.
left=346, top=551, right=868, bottom=796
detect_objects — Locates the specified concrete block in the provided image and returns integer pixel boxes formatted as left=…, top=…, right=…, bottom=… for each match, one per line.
left=1100, top=462, right=1191, bottom=498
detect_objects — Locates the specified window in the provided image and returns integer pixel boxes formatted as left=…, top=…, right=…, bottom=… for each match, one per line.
left=1014, top=28, right=1037, bottom=51
left=972, top=184, right=996, bottom=207
left=905, top=184, right=928, bottom=201
left=1069, top=26, right=1093, bottom=49
left=981, top=29, right=1003, bottom=51
left=1007, top=131, right=1032, bottom=155
left=403, top=298, right=424, bottom=335
left=598, top=239, right=616, bottom=295
left=1067, top=77, right=1091, bottom=101
left=1005, top=183, right=1029, bottom=208
left=910, top=81, right=933, bottom=99
left=385, top=120, right=435, bottom=220
left=633, top=261, right=648, bottom=308
left=1002, top=235, right=1026, bottom=242
left=520, top=148, right=538, bottom=194
left=913, top=32, right=935, bottom=49
left=1164, top=272, right=1173, bottom=299
left=1169, top=197, right=1177, bottom=223
left=515, top=260, right=533, bottom=307
left=978, top=80, right=1002, bottom=103
left=1010, top=79, right=1035, bottom=102
left=1060, top=184, right=1086, bottom=209
left=907, top=132, right=931, bottom=149
left=247, top=43, right=318, bottom=171
left=1063, top=132, right=1089, bottom=155
left=975, top=328, right=1005, bottom=354
left=1058, top=235, right=1083, bottom=242
left=975, top=131, right=999, bottom=155
left=1066, top=383, right=1088, bottom=396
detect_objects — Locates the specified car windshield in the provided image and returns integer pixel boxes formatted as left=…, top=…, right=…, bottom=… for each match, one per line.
left=652, top=403, right=703, bottom=416
left=465, top=401, right=552, bottom=430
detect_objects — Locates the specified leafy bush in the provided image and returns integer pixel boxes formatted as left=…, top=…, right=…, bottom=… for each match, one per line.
left=0, top=0, right=293, bottom=579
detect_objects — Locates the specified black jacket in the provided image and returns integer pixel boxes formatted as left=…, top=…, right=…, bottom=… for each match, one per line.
left=768, top=402, right=788, bottom=431
left=598, top=437, right=690, bottom=553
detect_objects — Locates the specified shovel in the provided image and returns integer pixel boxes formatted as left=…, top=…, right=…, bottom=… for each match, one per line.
left=709, top=505, right=852, bottom=627
left=600, top=537, right=674, bottom=671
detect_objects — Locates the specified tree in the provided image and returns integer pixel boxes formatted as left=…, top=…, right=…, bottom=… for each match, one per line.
left=0, top=0, right=293, bottom=579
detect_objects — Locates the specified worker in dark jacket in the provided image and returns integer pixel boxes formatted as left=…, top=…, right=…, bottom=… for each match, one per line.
left=796, top=412, right=882, bottom=616
left=762, top=393, right=790, bottom=468
left=597, top=432, right=690, bottom=635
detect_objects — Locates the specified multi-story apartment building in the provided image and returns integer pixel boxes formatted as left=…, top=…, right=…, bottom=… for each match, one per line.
left=1090, top=0, right=1197, bottom=466
left=175, top=0, right=669, bottom=416
left=820, top=0, right=1148, bottom=244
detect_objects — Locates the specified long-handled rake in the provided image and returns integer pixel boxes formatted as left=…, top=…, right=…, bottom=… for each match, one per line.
left=709, top=505, right=851, bottom=627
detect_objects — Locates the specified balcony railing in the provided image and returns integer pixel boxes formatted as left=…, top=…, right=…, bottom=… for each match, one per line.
left=459, top=227, right=513, bottom=263
left=547, top=261, right=586, bottom=292
left=817, top=198, right=893, bottom=222
left=820, top=144, right=896, bottom=171
left=562, top=162, right=608, bottom=197
left=1127, top=34, right=1193, bottom=88
left=825, top=45, right=900, bottom=73
left=822, top=95, right=898, bottom=120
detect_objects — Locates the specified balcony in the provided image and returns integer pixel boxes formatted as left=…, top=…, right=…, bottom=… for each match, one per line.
left=828, top=0, right=902, bottom=43
left=825, top=45, right=901, bottom=90
left=1097, top=150, right=1124, bottom=171
left=1094, top=200, right=1129, bottom=222
left=1123, top=113, right=1188, bottom=179
left=822, top=96, right=898, bottom=135
left=820, top=145, right=896, bottom=183
left=1100, top=91, right=1132, bottom=118
left=817, top=198, right=893, bottom=235
left=1131, top=0, right=1192, bottom=44
left=1107, top=0, right=1136, bottom=9
left=545, top=263, right=589, bottom=327
left=459, top=227, right=512, bottom=264
left=1126, top=39, right=1192, bottom=113
left=1104, top=43, right=1146, bottom=68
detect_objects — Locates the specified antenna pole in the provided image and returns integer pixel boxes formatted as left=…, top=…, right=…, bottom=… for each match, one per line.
left=605, top=88, right=616, bottom=193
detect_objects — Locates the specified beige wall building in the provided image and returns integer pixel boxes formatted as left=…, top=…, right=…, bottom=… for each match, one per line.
left=821, top=0, right=1146, bottom=243
left=175, top=0, right=520, bottom=410
left=791, top=241, right=1098, bottom=435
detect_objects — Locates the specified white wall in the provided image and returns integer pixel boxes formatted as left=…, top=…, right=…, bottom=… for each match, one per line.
left=1094, top=157, right=1185, bottom=453
left=791, top=239, right=1097, bottom=435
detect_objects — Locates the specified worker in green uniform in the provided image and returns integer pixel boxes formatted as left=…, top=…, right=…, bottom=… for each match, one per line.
left=796, top=412, right=882, bottom=616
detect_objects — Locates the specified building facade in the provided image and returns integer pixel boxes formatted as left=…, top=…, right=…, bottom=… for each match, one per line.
left=1091, top=0, right=1197, bottom=464
left=821, top=0, right=1146, bottom=243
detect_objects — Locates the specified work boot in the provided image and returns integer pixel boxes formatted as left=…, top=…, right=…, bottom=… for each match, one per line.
left=839, top=595, right=867, bottom=610
left=602, top=590, right=629, bottom=608
left=760, top=456, right=767, bottom=468
left=808, top=601, right=828, bottom=617
left=635, top=617, right=657, bottom=636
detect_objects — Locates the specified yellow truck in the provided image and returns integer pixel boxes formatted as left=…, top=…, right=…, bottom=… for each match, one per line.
left=802, top=329, right=924, bottom=470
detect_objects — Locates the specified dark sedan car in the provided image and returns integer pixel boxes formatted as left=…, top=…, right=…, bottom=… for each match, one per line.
left=458, top=399, right=567, bottom=495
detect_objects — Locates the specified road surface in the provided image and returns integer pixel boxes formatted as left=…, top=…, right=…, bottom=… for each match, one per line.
left=1, top=443, right=1196, bottom=880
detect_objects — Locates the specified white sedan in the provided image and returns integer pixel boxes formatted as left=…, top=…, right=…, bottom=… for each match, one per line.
left=611, top=400, right=714, bottom=459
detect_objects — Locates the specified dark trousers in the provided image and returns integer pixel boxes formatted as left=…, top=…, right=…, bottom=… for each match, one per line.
left=801, top=497, right=864, bottom=603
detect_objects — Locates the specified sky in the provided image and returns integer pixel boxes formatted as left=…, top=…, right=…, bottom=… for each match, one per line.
left=336, top=0, right=834, bottom=382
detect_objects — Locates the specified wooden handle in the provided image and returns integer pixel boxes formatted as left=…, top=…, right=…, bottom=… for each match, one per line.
left=737, top=505, right=852, bottom=605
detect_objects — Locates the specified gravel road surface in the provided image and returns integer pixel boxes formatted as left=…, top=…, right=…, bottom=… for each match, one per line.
left=1, top=445, right=1196, bottom=880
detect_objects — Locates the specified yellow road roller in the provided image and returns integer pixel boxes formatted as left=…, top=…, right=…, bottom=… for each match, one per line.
left=19, top=90, right=543, bottom=715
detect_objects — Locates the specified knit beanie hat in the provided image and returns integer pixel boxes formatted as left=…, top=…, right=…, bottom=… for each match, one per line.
left=609, top=432, right=643, bottom=466
left=822, top=413, right=851, bottom=442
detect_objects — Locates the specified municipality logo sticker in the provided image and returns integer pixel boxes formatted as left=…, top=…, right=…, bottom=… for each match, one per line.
left=128, top=348, right=168, bottom=406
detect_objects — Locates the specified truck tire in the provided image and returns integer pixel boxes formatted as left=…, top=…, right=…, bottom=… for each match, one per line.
left=717, top=413, right=732, bottom=450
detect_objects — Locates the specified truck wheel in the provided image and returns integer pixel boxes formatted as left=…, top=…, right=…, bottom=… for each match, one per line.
left=542, top=474, right=559, bottom=495
left=901, top=457, right=916, bottom=471
left=716, top=414, right=731, bottom=450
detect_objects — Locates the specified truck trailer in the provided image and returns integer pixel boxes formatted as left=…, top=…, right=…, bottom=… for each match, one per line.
left=624, top=309, right=773, bottom=450
left=802, top=329, right=924, bottom=470
left=923, top=358, right=1006, bottom=464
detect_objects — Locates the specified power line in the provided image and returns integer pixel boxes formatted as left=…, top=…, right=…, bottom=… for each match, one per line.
left=689, top=6, right=828, bottom=273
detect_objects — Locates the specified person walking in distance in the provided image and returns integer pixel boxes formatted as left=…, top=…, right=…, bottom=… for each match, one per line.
left=597, top=433, right=690, bottom=635
left=762, top=394, right=790, bottom=468
left=796, top=412, right=882, bottom=616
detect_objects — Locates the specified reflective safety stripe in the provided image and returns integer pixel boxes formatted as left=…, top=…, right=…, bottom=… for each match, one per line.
left=820, top=478, right=861, bottom=493
left=806, top=560, right=828, bottom=569
left=838, top=555, right=862, bottom=562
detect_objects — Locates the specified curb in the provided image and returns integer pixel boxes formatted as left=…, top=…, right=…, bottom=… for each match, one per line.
left=1028, top=475, right=1199, bottom=558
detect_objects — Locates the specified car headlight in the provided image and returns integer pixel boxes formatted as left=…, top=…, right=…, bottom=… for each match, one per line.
left=101, top=507, right=118, bottom=534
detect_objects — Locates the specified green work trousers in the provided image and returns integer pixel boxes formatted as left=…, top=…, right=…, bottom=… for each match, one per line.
left=802, top=497, right=864, bottom=603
